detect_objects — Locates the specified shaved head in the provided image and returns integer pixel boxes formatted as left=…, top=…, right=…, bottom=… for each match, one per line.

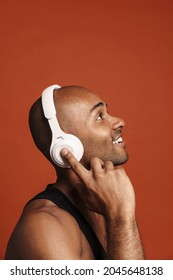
left=29, top=86, right=93, bottom=164
left=29, top=95, right=51, bottom=161
left=29, top=85, right=128, bottom=171
left=53, top=86, right=93, bottom=133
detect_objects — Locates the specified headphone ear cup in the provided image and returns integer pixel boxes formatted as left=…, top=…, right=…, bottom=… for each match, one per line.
left=50, top=134, right=84, bottom=168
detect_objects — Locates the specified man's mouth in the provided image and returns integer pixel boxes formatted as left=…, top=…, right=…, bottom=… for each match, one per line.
left=112, top=136, right=123, bottom=145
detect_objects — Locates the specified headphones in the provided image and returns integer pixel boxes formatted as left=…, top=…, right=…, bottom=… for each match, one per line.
left=41, top=85, right=84, bottom=168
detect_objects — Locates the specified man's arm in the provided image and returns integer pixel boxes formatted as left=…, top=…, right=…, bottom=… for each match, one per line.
left=61, top=149, right=145, bottom=260
left=106, top=215, right=144, bottom=259
left=104, top=166, right=145, bottom=259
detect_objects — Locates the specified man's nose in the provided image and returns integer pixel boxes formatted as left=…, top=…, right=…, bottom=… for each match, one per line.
left=111, top=116, right=125, bottom=129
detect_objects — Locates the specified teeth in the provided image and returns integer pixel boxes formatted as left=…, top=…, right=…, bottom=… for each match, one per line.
left=113, top=137, right=123, bottom=144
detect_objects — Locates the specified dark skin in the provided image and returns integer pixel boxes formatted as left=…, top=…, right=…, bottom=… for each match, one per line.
left=5, top=86, right=145, bottom=259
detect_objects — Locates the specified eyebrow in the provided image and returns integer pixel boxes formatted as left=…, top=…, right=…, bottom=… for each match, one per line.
left=89, top=102, right=107, bottom=113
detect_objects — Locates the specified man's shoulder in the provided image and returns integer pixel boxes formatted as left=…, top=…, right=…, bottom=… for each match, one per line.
left=5, top=199, right=82, bottom=259
left=23, top=198, right=78, bottom=224
left=17, top=198, right=82, bottom=241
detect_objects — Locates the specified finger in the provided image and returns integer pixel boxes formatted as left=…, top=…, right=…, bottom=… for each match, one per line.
left=60, top=148, right=89, bottom=183
left=90, top=157, right=104, bottom=175
left=104, top=160, right=114, bottom=171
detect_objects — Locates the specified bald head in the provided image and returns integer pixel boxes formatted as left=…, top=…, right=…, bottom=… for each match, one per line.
left=29, top=85, right=128, bottom=170
left=29, top=85, right=94, bottom=164
left=53, top=86, right=95, bottom=134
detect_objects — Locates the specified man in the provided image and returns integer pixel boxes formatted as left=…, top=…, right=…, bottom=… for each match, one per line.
left=5, top=85, right=145, bottom=259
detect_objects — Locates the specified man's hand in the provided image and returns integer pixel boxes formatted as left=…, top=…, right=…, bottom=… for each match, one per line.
left=61, top=149, right=135, bottom=220
left=61, top=149, right=145, bottom=259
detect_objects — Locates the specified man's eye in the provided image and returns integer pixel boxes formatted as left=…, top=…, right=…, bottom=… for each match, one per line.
left=96, top=113, right=103, bottom=120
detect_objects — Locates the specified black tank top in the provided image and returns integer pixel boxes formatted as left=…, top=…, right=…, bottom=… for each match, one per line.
left=25, top=184, right=107, bottom=260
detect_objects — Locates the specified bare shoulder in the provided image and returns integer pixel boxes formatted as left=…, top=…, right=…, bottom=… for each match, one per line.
left=5, top=199, right=83, bottom=260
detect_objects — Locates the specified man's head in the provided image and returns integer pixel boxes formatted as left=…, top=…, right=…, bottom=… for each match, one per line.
left=29, top=85, right=128, bottom=172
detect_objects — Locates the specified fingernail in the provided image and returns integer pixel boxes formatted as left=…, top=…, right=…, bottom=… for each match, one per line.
left=61, top=148, right=68, bottom=156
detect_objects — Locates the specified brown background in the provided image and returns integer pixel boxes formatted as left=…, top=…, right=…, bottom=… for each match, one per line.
left=0, top=0, right=173, bottom=259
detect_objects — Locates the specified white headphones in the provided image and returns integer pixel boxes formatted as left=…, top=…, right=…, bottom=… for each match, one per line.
left=41, top=84, right=84, bottom=168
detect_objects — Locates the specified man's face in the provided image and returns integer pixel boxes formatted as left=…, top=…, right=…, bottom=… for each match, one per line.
left=79, top=97, right=128, bottom=168
left=55, top=88, right=128, bottom=168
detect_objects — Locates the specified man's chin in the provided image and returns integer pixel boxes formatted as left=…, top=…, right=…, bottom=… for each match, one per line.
left=113, top=153, right=129, bottom=166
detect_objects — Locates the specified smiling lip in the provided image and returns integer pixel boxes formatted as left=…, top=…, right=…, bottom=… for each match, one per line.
left=112, top=135, right=126, bottom=147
